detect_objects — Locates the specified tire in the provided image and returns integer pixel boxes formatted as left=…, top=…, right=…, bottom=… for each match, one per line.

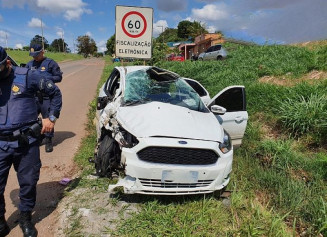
left=213, top=186, right=227, bottom=198
left=95, top=135, right=119, bottom=177
left=199, top=58, right=203, bottom=61
left=217, top=56, right=223, bottom=61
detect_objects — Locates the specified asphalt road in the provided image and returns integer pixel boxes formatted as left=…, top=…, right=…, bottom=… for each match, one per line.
left=4, top=58, right=105, bottom=236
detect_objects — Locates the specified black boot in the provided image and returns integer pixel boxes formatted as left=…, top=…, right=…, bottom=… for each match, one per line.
left=19, top=211, right=37, bottom=237
left=45, top=137, right=53, bottom=153
left=0, top=216, right=10, bottom=237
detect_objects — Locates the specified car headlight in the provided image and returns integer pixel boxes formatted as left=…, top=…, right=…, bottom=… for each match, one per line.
left=119, top=128, right=139, bottom=148
left=219, top=130, right=232, bottom=154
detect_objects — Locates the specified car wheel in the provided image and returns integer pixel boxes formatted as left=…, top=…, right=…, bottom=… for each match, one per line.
left=217, top=56, right=223, bottom=60
left=213, top=186, right=227, bottom=198
left=199, top=58, right=203, bottom=61
left=95, top=135, right=119, bottom=177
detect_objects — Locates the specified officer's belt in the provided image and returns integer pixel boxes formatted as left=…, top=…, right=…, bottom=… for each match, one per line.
left=0, top=122, right=38, bottom=141
left=0, top=134, right=19, bottom=141
left=0, top=130, right=34, bottom=142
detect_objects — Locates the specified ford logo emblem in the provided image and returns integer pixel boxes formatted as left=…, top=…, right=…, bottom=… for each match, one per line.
left=178, top=141, right=187, bottom=144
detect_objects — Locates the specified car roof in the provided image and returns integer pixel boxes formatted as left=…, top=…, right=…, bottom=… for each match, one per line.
left=115, top=66, right=180, bottom=78
left=115, top=66, right=151, bottom=75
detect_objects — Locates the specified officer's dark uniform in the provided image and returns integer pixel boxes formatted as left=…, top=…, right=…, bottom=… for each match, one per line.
left=26, top=44, right=62, bottom=153
left=0, top=46, right=62, bottom=237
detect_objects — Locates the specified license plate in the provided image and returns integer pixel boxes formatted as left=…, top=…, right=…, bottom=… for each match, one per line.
left=161, top=170, right=198, bottom=183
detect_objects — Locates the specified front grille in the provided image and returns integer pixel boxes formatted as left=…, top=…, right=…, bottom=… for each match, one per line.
left=139, top=178, right=213, bottom=188
left=137, top=147, right=219, bottom=165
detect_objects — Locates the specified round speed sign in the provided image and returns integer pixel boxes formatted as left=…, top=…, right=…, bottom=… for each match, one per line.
left=121, top=11, right=147, bottom=38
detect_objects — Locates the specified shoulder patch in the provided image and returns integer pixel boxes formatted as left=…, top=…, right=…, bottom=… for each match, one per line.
left=46, top=80, right=55, bottom=89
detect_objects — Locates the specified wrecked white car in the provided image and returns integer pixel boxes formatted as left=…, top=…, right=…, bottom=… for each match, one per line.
left=93, top=66, right=248, bottom=195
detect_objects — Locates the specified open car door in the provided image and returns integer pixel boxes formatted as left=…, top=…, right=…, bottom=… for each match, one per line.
left=207, top=86, right=248, bottom=148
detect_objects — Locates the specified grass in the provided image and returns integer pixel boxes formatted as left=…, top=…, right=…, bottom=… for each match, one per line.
left=62, top=43, right=326, bottom=236
left=6, top=49, right=84, bottom=65
left=155, top=43, right=327, bottom=235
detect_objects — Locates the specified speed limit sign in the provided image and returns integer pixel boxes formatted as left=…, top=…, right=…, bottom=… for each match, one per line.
left=115, top=6, right=153, bottom=59
left=122, top=11, right=147, bottom=38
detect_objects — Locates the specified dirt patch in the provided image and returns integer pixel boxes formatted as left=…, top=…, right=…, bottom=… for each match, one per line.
left=55, top=175, right=139, bottom=236
left=258, top=70, right=327, bottom=86
left=288, top=168, right=312, bottom=183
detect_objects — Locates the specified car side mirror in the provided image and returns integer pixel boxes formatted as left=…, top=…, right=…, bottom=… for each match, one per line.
left=211, top=105, right=226, bottom=115
left=97, top=96, right=111, bottom=110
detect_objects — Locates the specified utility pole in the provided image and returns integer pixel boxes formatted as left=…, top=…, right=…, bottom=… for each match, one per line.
left=61, top=30, right=65, bottom=53
left=5, top=33, right=8, bottom=50
left=158, top=26, right=165, bottom=60
left=40, top=17, right=45, bottom=50
left=73, top=37, right=75, bottom=54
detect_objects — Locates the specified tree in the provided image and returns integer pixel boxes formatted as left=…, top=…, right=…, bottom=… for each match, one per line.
left=76, top=35, right=97, bottom=57
left=30, top=35, right=49, bottom=49
left=106, top=34, right=115, bottom=55
left=177, top=20, right=208, bottom=40
left=49, top=38, right=68, bottom=52
left=177, top=21, right=193, bottom=39
left=157, top=28, right=182, bottom=43
left=149, top=38, right=169, bottom=65
left=189, top=21, right=208, bottom=40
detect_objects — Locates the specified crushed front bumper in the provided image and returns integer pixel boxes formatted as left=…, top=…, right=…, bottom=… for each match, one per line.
left=109, top=137, right=233, bottom=195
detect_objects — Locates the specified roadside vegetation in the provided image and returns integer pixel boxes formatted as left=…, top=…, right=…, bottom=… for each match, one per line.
left=6, top=49, right=84, bottom=65
left=62, top=44, right=326, bottom=236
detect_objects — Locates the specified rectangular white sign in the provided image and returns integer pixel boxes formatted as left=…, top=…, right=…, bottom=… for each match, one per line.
left=115, top=5, right=153, bottom=59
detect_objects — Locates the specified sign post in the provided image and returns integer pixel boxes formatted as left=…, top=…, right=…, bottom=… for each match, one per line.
left=115, top=6, right=153, bottom=60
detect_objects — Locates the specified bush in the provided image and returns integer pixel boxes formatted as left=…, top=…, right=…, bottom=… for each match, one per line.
left=278, top=94, right=327, bottom=141
left=315, top=46, right=327, bottom=70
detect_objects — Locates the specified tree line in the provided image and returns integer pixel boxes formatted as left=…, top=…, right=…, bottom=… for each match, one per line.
left=26, top=34, right=98, bottom=57
left=23, top=20, right=211, bottom=58
left=105, top=20, right=208, bottom=57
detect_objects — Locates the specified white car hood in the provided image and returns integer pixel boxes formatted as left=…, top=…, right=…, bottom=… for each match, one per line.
left=116, top=102, right=223, bottom=142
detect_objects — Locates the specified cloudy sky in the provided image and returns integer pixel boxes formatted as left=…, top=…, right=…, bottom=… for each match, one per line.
left=0, top=0, right=326, bottom=52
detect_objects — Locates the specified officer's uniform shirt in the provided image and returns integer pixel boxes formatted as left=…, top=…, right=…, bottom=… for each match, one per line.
left=26, top=57, right=62, bottom=83
left=0, top=67, right=62, bottom=148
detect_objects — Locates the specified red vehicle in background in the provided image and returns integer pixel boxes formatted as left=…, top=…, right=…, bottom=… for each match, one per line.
left=167, top=53, right=185, bottom=62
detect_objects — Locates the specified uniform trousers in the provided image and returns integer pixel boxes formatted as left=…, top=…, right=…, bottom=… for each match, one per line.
left=0, top=140, right=41, bottom=216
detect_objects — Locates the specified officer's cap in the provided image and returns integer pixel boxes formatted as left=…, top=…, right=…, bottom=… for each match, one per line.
left=29, top=43, right=43, bottom=57
left=0, top=46, right=8, bottom=65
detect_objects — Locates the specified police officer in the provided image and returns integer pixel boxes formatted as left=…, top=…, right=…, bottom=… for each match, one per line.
left=26, top=43, right=63, bottom=153
left=0, top=46, right=62, bottom=237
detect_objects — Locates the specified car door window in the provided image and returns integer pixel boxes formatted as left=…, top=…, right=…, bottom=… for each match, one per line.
left=206, top=47, right=213, bottom=53
left=105, top=69, right=120, bottom=98
left=214, top=45, right=222, bottom=51
left=183, top=79, right=208, bottom=97
left=212, top=87, right=246, bottom=112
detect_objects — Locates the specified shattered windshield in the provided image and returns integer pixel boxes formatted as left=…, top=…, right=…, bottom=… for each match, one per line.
left=123, top=68, right=208, bottom=112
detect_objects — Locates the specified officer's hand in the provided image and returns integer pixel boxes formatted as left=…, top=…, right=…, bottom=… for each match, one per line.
left=41, top=118, right=55, bottom=134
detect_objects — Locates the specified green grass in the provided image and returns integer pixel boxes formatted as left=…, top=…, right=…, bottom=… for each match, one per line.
left=154, top=43, right=327, bottom=235
left=6, top=49, right=84, bottom=65
left=278, top=94, right=327, bottom=140
left=64, top=43, right=327, bottom=236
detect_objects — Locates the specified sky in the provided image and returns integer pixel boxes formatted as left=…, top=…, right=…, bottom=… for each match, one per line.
left=0, top=0, right=326, bottom=53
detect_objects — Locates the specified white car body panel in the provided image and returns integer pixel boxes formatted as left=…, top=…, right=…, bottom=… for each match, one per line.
left=116, top=102, right=223, bottom=142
